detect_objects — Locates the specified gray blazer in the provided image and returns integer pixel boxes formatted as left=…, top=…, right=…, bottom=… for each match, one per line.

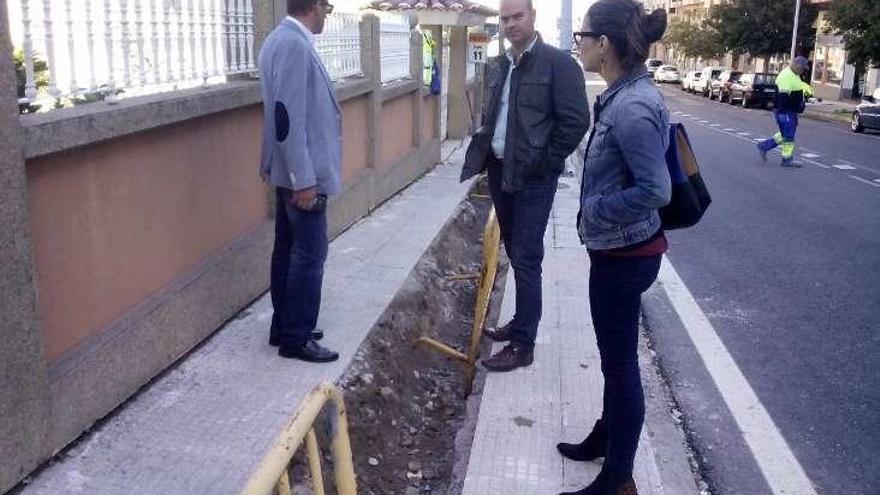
left=259, top=18, right=342, bottom=196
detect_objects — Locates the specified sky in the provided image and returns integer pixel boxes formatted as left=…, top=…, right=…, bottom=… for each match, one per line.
left=331, top=0, right=596, bottom=47
left=479, top=0, right=596, bottom=47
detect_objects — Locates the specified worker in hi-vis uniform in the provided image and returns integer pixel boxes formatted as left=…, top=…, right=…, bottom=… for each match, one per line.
left=757, top=56, right=813, bottom=167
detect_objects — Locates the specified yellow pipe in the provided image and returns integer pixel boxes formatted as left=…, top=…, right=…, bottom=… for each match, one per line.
left=240, top=384, right=358, bottom=495
left=415, top=336, right=469, bottom=363
left=275, top=471, right=291, bottom=495
left=306, top=429, right=325, bottom=495
left=326, top=388, right=358, bottom=495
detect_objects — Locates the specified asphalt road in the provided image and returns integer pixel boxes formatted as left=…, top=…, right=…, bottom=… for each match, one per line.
left=640, top=82, right=880, bottom=495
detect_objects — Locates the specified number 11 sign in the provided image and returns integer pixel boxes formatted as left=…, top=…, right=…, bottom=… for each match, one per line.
left=468, top=33, right=489, bottom=64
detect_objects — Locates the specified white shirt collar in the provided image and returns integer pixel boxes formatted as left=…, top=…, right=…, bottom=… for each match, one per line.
left=287, top=15, right=317, bottom=46
left=506, top=33, right=539, bottom=65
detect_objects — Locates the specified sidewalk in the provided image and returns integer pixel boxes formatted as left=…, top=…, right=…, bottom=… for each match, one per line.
left=804, top=98, right=858, bottom=124
left=17, top=141, right=473, bottom=495
left=461, top=154, right=701, bottom=495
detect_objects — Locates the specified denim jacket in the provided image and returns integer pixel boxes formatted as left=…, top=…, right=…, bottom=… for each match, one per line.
left=578, top=71, right=671, bottom=250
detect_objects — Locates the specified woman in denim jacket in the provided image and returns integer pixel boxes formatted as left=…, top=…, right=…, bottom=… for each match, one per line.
left=556, top=1, right=671, bottom=494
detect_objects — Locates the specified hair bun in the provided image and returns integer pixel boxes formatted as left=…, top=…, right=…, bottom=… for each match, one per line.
left=643, top=8, right=667, bottom=44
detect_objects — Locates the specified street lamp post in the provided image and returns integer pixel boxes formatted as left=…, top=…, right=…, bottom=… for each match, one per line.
left=790, top=0, right=802, bottom=60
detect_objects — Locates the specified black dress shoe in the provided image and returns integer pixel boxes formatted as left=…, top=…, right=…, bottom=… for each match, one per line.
left=278, top=340, right=339, bottom=363
left=270, top=329, right=324, bottom=347
left=557, top=419, right=607, bottom=462
left=483, top=321, right=515, bottom=342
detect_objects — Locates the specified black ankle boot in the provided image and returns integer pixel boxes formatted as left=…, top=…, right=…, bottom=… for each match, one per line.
left=557, top=419, right=607, bottom=461
left=559, top=471, right=637, bottom=495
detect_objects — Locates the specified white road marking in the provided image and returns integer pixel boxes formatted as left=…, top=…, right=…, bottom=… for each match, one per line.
left=802, top=153, right=821, bottom=159
left=753, top=138, right=763, bottom=143
left=724, top=128, right=737, bottom=132
left=833, top=164, right=857, bottom=170
left=710, top=123, right=721, bottom=127
left=848, top=175, right=880, bottom=188
left=737, top=132, right=751, bottom=137
left=874, top=179, right=880, bottom=184
left=803, top=159, right=831, bottom=169
left=699, top=120, right=710, bottom=123
left=658, top=260, right=820, bottom=495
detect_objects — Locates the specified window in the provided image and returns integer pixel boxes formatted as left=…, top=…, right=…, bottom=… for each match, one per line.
left=815, top=45, right=844, bottom=87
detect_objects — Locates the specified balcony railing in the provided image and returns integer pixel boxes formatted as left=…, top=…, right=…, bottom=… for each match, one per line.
left=8, top=0, right=255, bottom=109
left=316, top=13, right=362, bottom=82
left=378, top=12, right=411, bottom=84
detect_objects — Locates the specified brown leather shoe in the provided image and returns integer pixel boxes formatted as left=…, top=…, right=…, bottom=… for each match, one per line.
left=616, top=480, right=637, bottom=495
left=482, top=343, right=533, bottom=372
left=484, top=321, right=515, bottom=342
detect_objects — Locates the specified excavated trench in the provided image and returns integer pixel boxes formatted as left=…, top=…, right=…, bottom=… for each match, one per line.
left=288, top=177, right=507, bottom=495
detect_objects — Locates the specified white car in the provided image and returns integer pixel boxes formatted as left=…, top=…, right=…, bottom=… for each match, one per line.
left=693, top=67, right=728, bottom=97
left=654, top=65, right=681, bottom=83
left=646, top=58, right=664, bottom=76
left=681, top=71, right=702, bottom=92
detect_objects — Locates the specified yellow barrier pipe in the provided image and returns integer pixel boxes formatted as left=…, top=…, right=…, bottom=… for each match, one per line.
left=415, top=336, right=470, bottom=363
left=275, top=471, right=292, bottom=495
left=306, top=429, right=326, bottom=495
left=326, top=388, right=358, bottom=495
left=240, top=384, right=357, bottom=495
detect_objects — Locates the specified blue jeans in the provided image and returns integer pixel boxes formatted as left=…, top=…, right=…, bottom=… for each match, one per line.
left=270, top=188, right=329, bottom=348
left=487, top=159, right=558, bottom=348
left=588, top=253, right=662, bottom=477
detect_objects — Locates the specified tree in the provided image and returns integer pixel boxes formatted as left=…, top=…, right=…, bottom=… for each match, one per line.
left=664, top=20, right=726, bottom=61
left=827, top=0, right=880, bottom=70
left=707, top=0, right=818, bottom=59
left=13, top=49, right=49, bottom=114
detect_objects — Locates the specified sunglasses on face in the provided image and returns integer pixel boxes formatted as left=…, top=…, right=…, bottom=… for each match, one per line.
left=320, top=2, right=334, bottom=14
left=573, top=31, right=601, bottom=46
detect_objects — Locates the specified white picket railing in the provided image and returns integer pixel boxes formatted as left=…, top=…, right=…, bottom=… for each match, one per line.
left=9, top=0, right=256, bottom=109
left=316, top=13, right=362, bottom=82
left=378, top=13, right=411, bottom=84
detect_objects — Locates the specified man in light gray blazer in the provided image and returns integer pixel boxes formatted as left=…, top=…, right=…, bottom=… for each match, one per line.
left=259, top=0, right=340, bottom=363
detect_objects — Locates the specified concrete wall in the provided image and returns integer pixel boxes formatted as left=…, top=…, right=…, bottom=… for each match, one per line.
left=0, top=9, right=452, bottom=492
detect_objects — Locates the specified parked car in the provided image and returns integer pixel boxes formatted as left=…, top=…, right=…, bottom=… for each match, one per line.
left=730, top=73, right=778, bottom=108
left=709, top=70, right=742, bottom=102
left=681, top=71, right=702, bottom=92
left=654, top=65, right=681, bottom=83
left=646, top=58, right=664, bottom=76
left=852, top=87, right=880, bottom=133
left=693, top=67, right=726, bottom=97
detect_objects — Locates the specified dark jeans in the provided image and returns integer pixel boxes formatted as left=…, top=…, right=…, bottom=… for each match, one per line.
left=270, top=188, right=329, bottom=349
left=487, top=158, right=558, bottom=348
left=588, top=253, right=662, bottom=477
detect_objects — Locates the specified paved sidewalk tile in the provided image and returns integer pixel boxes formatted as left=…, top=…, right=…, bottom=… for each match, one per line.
left=20, top=141, right=473, bottom=495
left=462, top=159, right=695, bottom=495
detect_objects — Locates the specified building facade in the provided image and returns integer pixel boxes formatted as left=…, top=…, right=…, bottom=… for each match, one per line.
left=809, top=0, right=879, bottom=101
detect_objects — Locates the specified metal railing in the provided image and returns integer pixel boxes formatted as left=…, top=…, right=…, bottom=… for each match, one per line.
left=8, top=0, right=255, bottom=109
left=417, top=204, right=501, bottom=396
left=316, top=13, right=362, bottom=82
left=240, top=383, right=357, bottom=495
left=378, top=12, right=411, bottom=83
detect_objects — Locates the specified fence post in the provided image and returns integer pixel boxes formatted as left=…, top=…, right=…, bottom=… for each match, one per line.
left=0, top=1, right=52, bottom=492
left=253, top=0, right=278, bottom=59
left=361, top=14, right=382, bottom=173
left=411, top=29, right=424, bottom=150
left=447, top=26, right=469, bottom=140
left=429, top=25, right=443, bottom=140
